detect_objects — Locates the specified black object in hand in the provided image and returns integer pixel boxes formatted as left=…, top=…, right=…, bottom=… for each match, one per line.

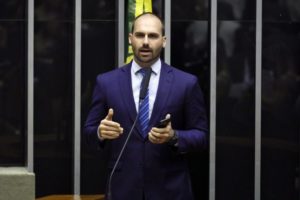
left=156, top=117, right=171, bottom=128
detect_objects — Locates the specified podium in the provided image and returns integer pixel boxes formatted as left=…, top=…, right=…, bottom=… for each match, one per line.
left=36, top=194, right=105, bottom=200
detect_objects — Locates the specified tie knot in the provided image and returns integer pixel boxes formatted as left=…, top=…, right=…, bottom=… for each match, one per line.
left=139, top=68, right=151, bottom=77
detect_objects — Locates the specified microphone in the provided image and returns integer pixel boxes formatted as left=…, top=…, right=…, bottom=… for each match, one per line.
left=107, top=67, right=152, bottom=200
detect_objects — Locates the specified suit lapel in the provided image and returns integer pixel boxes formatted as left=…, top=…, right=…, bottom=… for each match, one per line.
left=118, top=62, right=174, bottom=140
left=118, top=63, right=145, bottom=139
left=118, top=63, right=137, bottom=123
left=149, top=62, right=173, bottom=127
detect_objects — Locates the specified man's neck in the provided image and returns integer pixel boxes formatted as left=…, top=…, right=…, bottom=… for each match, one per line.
left=134, top=58, right=159, bottom=68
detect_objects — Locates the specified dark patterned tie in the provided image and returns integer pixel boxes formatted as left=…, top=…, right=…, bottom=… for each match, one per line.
left=138, top=69, right=150, bottom=138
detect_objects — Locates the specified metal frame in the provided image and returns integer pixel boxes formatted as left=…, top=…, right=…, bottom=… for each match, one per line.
left=209, top=0, right=217, bottom=199
left=74, top=0, right=82, bottom=194
left=164, top=0, right=171, bottom=64
left=255, top=0, right=262, bottom=199
left=118, top=0, right=125, bottom=66
left=27, top=0, right=34, bottom=173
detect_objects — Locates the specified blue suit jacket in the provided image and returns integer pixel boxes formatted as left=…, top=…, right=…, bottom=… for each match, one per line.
left=84, top=61, right=208, bottom=200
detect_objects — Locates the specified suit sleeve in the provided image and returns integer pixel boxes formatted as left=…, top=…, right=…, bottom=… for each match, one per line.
left=84, top=75, right=108, bottom=149
left=176, top=76, right=208, bottom=153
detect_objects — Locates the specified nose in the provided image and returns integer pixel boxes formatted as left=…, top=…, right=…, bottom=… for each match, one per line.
left=143, top=35, right=149, bottom=45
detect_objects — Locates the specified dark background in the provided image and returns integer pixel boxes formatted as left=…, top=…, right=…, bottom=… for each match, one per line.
left=0, top=0, right=299, bottom=199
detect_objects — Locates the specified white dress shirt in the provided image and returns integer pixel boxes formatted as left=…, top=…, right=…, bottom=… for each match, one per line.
left=131, top=59, right=161, bottom=118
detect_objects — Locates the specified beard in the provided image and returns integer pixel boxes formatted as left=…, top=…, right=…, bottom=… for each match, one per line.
left=133, top=46, right=163, bottom=66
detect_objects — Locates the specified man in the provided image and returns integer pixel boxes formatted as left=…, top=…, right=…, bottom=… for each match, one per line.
left=84, top=13, right=208, bottom=200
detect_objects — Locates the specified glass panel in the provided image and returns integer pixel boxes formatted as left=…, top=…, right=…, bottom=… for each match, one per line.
left=218, top=0, right=255, bottom=20
left=0, top=0, right=26, bottom=19
left=171, top=0, right=209, bottom=20
left=35, top=0, right=74, bottom=21
left=82, top=0, right=116, bottom=20
left=171, top=20, right=210, bottom=199
left=261, top=22, right=300, bottom=200
left=215, top=21, right=255, bottom=200
left=152, top=0, right=164, bottom=18
left=81, top=21, right=116, bottom=194
left=171, top=21, right=210, bottom=104
left=263, top=0, right=300, bottom=21
left=0, top=21, right=26, bottom=166
left=34, top=21, right=74, bottom=197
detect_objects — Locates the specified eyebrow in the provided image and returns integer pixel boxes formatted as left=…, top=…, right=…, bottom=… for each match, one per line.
left=134, top=32, right=160, bottom=37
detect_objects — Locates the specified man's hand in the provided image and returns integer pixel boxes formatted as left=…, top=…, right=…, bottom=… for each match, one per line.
left=98, top=108, right=123, bottom=140
left=148, top=114, right=174, bottom=144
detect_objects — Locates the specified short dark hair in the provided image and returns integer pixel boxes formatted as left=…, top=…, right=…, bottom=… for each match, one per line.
left=131, top=12, right=165, bottom=35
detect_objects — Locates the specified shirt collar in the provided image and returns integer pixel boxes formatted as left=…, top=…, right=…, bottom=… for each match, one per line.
left=132, top=59, right=161, bottom=75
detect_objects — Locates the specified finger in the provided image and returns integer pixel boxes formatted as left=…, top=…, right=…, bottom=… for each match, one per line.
left=99, top=127, right=121, bottom=139
left=152, top=129, right=171, bottom=141
left=165, top=113, right=172, bottom=126
left=101, top=119, right=121, bottom=128
left=148, top=133, right=159, bottom=144
left=151, top=126, right=170, bottom=135
left=102, top=130, right=121, bottom=137
left=150, top=130, right=165, bottom=140
left=167, top=121, right=172, bottom=128
left=165, top=113, right=171, bottom=120
left=152, top=127, right=166, bottom=133
left=101, top=126, right=122, bottom=134
left=99, top=123, right=124, bottom=133
left=150, top=132, right=165, bottom=144
left=101, top=130, right=121, bottom=138
left=105, top=108, right=114, bottom=121
left=101, top=120, right=120, bottom=128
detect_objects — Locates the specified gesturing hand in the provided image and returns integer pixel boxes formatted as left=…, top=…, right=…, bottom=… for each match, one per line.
left=148, top=114, right=175, bottom=144
left=98, top=108, right=123, bottom=140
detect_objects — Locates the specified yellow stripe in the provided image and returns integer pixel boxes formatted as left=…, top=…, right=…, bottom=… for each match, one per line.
left=135, top=0, right=144, bottom=17
left=143, top=0, right=152, bottom=12
left=128, top=46, right=133, bottom=54
left=126, top=55, right=134, bottom=63
left=126, top=0, right=153, bottom=64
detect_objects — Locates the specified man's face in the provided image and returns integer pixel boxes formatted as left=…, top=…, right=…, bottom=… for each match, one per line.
left=129, top=15, right=166, bottom=67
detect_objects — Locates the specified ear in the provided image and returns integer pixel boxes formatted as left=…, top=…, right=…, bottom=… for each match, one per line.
left=162, top=36, right=167, bottom=48
left=128, top=33, right=133, bottom=44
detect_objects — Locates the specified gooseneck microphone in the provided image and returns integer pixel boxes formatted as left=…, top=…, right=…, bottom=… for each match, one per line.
left=107, top=67, right=152, bottom=200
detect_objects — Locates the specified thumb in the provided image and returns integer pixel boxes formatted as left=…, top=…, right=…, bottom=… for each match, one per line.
left=105, top=108, right=114, bottom=121
left=165, top=113, right=171, bottom=120
left=165, top=114, right=172, bottom=128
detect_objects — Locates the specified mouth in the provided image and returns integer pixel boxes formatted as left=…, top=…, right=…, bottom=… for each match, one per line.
left=139, top=49, right=152, bottom=56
